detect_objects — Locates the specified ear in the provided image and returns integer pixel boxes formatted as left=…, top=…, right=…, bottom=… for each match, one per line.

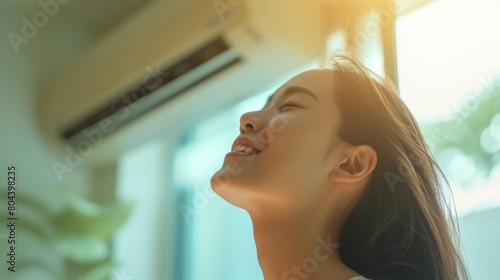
left=330, top=145, right=377, bottom=184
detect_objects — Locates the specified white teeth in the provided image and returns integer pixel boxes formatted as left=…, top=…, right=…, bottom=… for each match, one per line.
left=234, top=144, right=259, bottom=155
left=236, top=145, right=246, bottom=151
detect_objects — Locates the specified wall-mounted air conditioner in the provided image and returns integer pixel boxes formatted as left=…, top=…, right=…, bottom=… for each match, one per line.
left=39, top=0, right=327, bottom=164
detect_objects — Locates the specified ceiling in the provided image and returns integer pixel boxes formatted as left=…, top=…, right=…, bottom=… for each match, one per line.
left=4, top=0, right=433, bottom=41
left=5, top=0, right=159, bottom=36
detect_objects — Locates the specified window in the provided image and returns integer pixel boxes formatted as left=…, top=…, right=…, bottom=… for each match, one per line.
left=396, top=1, right=500, bottom=278
left=396, top=0, right=500, bottom=215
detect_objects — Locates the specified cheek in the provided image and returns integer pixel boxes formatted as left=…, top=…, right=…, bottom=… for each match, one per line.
left=260, top=120, right=327, bottom=194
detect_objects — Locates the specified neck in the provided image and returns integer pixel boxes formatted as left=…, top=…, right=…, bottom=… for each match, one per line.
left=248, top=204, right=360, bottom=280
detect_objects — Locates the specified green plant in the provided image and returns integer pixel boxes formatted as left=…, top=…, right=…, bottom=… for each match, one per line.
left=420, top=75, right=500, bottom=186
left=0, top=185, right=133, bottom=280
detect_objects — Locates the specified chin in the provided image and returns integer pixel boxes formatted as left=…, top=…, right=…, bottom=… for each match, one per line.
left=210, top=171, right=257, bottom=209
left=210, top=167, right=233, bottom=192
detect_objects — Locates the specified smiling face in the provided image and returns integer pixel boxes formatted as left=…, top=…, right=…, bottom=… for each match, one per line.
left=210, top=69, right=358, bottom=211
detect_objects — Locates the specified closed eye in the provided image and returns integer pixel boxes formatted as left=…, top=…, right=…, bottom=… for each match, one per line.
left=278, top=103, right=302, bottom=112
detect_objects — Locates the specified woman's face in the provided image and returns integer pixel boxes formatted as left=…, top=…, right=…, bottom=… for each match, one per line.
left=211, top=70, right=347, bottom=210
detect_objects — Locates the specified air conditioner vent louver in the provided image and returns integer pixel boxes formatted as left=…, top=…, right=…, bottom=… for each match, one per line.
left=62, top=37, right=241, bottom=146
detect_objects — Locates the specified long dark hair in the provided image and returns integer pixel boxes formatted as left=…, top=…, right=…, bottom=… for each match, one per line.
left=324, top=55, right=470, bottom=280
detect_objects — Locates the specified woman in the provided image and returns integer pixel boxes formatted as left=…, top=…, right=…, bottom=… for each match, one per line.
left=210, top=55, right=470, bottom=280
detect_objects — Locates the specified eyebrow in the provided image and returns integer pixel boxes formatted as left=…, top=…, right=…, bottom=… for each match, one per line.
left=262, top=85, right=319, bottom=109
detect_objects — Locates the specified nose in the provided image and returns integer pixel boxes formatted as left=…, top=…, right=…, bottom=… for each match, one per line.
left=239, top=111, right=265, bottom=134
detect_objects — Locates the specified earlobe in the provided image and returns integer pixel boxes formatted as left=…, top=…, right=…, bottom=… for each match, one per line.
left=330, top=145, right=377, bottom=184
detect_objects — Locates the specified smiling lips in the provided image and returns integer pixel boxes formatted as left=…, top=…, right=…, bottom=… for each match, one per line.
left=231, top=136, right=264, bottom=156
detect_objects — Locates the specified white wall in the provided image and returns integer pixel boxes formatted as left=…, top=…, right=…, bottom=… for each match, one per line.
left=0, top=3, right=95, bottom=279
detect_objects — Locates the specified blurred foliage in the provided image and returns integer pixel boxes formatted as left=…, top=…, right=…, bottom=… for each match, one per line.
left=0, top=185, right=133, bottom=280
left=420, top=75, right=500, bottom=186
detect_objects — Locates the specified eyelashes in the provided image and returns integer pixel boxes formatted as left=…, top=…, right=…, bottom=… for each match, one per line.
left=278, top=102, right=302, bottom=112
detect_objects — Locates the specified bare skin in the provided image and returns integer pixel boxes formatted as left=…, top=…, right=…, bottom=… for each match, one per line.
left=211, top=70, right=377, bottom=280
